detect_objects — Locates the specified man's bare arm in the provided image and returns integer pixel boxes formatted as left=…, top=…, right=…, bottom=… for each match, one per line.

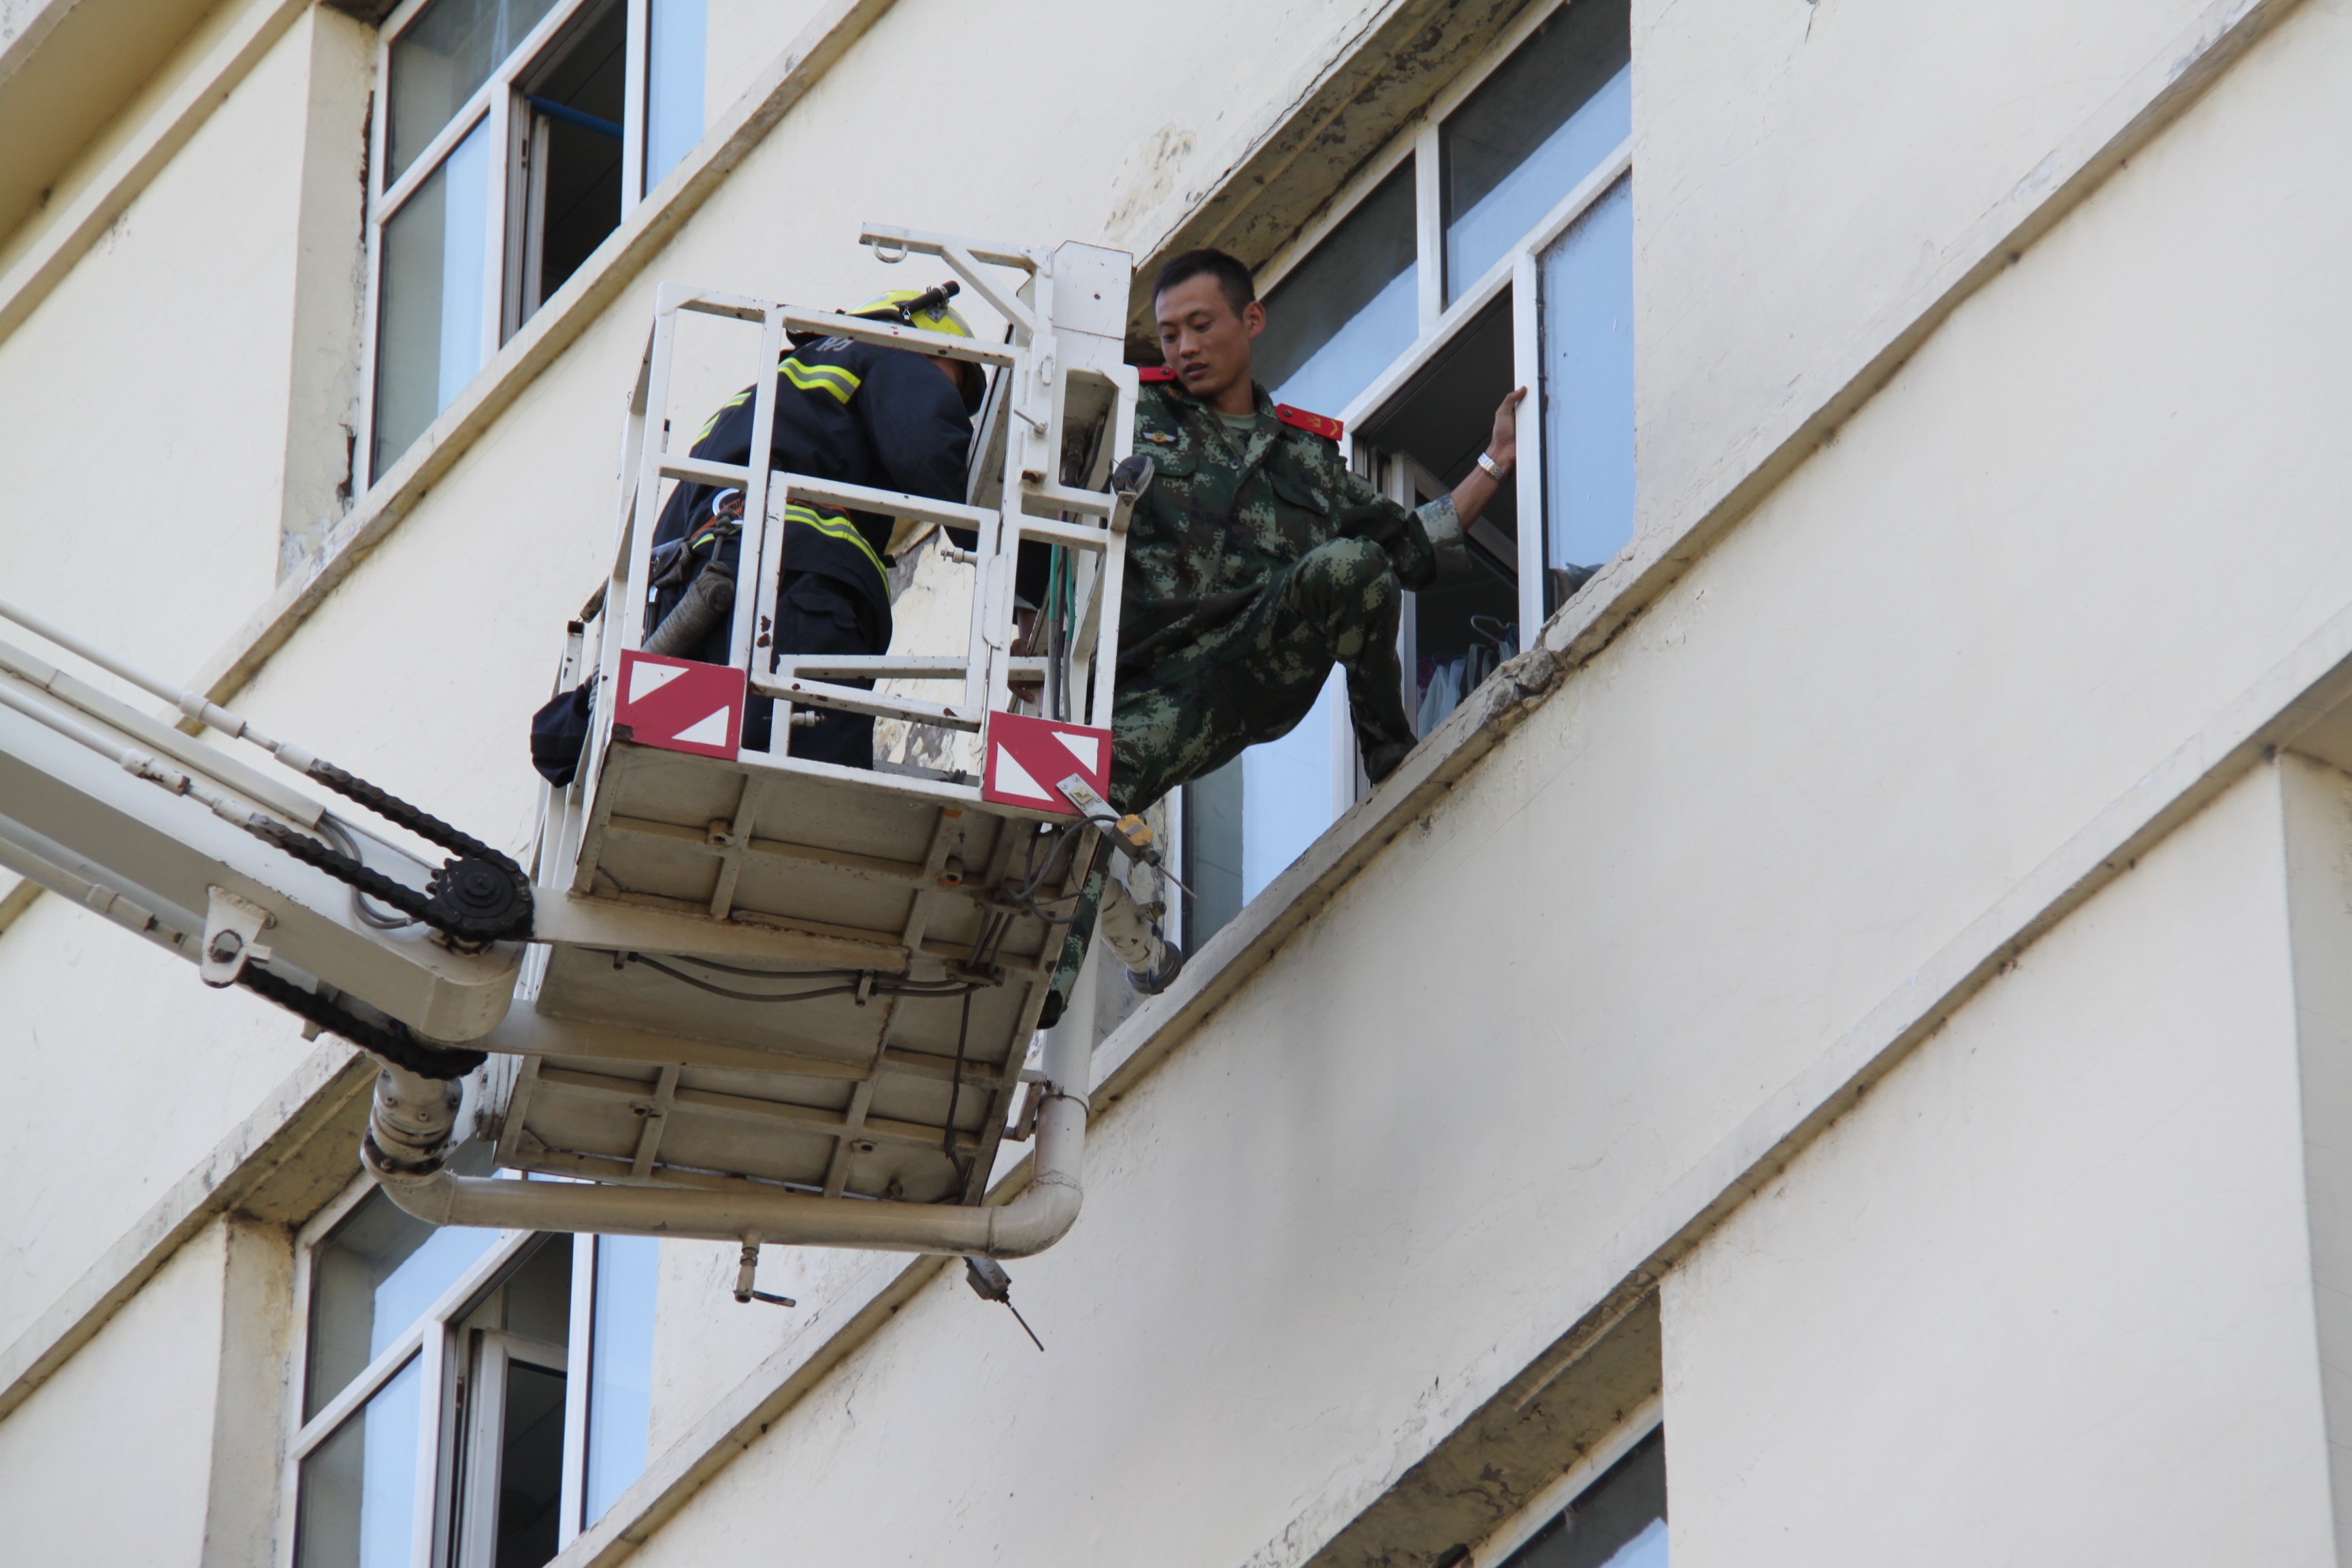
left=1444, top=387, right=1527, bottom=530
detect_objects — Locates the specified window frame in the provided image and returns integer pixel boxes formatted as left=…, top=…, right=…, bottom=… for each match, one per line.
left=1471, top=1399, right=1664, bottom=1567
left=277, top=1175, right=648, bottom=1568
left=1248, top=0, right=1633, bottom=644
left=1180, top=0, right=1633, bottom=936
left=358, top=0, right=675, bottom=489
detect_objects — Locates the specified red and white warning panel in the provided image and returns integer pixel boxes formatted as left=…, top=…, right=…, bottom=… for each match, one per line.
left=613, top=651, right=746, bottom=760
left=983, top=711, right=1113, bottom=815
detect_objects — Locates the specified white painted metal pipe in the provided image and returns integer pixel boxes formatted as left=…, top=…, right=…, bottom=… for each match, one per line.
left=363, top=1064, right=1089, bottom=1259
left=0, top=594, right=291, bottom=754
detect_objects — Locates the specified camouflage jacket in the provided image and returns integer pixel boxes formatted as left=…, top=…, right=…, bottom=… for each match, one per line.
left=1117, top=376, right=1458, bottom=673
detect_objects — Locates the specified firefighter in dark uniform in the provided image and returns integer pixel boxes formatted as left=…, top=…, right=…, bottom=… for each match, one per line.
left=643, top=288, right=985, bottom=767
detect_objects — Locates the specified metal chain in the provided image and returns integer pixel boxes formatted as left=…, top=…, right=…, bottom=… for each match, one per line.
left=238, top=759, right=535, bottom=944
left=246, top=818, right=436, bottom=922
left=235, top=964, right=487, bottom=1079
left=300, top=760, right=522, bottom=877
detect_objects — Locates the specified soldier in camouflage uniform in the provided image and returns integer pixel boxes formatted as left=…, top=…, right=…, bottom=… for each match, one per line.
left=1039, top=248, right=1526, bottom=1024
left=1111, top=370, right=1448, bottom=811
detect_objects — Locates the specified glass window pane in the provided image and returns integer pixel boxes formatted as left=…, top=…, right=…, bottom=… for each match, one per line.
left=1241, top=667, right=1341, bottom=903
left=295, top=1355, right=423, bottom=1568
left=372, top=122, right=493, bottom=481
left=584, top=1234, right=659, bottom=1524
left=496, top=1361, right=569, bottom=1564
left=1504, top=1426, right=1667, bottom=1568
left=522, top=0, right=628, bottom=316
left=1503, top=1426, right=1667, bottom=1568
left=1539, top=172, right=1634, bottom=574
left=1179, top=670, right=1343, bottom=951
left=389, top=0, right=562, bottom=181
left=1442, top=0, right=1631, bottom=304
left=644, top=0, right=706, bottom=191
left=1256, top=165, right=1418, bottom=419
left=307, top=1149, right=500, bottom=1420
left=1182, top=761, right=1245, bottom=945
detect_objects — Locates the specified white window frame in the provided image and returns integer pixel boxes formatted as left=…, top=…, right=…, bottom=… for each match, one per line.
left=276, top=1177, right=644, bottom=1568
left=358, top=0, right=675, bottom=489
left=1469, top=1396, right=1664, bottom=1567
left=1186, top=0, right=1633, bottom=904
left=451, top=1330, right=570, bottom=1568
left=1250, top=0, right=1632, bottom=649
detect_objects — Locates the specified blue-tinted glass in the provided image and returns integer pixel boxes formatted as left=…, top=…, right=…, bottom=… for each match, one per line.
left=584, top=1234, right=659, bottom=1524
left=1183, top=760, right=1245, bottom=945
left=644, top=0, right=706, bottom=190
left=306, top=1147, right=501, bottom=1419
left=372, top=122, right=492, bottom=480
left=388, top=0, right=561, bottom=180
left=1179, top=669, right=1345, bottom=949
left=295, top=1356, right=423, bottom=1568
left=1539, top=172, right=1634, bottom=572
left=1256, top=165, right=1418, bottom=420
left=1504, top=1426, right=1667, bottom=1568
left=1240, top=668, right=1341, bottom=903
left=1443, top=0, right=1632, bottom=303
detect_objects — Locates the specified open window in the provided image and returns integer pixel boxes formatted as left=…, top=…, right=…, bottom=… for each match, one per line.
left=287, top=1163, right=662, bottom=1568
left=1356, top=291, right=1522, bottom=738
left=366, top=0, right=708, bottom=483
left=1181, top=0, right=1634, bottom=951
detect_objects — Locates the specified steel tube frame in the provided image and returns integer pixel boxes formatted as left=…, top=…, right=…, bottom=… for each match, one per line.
left=365, top=1037, right=1088, bottom=1257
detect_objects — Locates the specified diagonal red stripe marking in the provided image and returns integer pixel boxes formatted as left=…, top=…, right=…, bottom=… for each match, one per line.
left=620, top=662, right=740, bottom=738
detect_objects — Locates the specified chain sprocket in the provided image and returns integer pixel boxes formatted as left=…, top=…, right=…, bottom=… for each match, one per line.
left=242, top=759, right=535, bottom=945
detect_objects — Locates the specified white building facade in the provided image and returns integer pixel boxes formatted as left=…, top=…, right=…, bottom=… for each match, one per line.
left=6, top=0, right=2352, bottom=1563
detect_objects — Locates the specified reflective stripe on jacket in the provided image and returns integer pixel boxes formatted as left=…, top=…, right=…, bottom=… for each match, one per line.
left=654, top=336, right=970, bottom=610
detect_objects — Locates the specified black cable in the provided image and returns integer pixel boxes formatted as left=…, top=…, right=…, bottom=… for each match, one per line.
left=627, top=952, right=864, bottom=1004
left=942, top=989, right=973, bottom=1186
left=647, top=953, right=985, bottom=994
left=318, top=816, right=419, bottom=931
left=655, top=953, right=970, bottom=990
left=623, top=951, right=986, bottom=1003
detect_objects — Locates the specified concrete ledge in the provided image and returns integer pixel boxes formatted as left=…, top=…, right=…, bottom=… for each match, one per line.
left=0, top=0, right=310, bottom=343
left=0, top=1043, right=373, bottom=1422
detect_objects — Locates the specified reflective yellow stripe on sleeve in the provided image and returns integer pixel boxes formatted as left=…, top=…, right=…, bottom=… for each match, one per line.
left=778, top=357, right=861, bottom=404
left=783, top=503, right=887, bottom=583
left=695, top=387, right=753, bottom=442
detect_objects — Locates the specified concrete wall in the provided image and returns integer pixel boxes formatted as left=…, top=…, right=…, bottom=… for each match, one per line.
left=0, top=5, right=323, bottom=670
left=2282, top=752, right=2352, bottom=1558
left=1665, top=762, right=2337, bottom=1566
left=0, top=1218, right=294, bottom=1567
left=600, top=4, right=2352, bottom=1559
left=4, top=0, right=2351, bottom=1562
left=0, top=7, right=375, bottom=1350
left=1634, top=0, right=2217, bottom=540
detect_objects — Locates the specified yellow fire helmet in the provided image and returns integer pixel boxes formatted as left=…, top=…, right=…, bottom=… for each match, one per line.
left=852, top=287, right=983, bottom=412
left=853, top=287, right=976, bottom=340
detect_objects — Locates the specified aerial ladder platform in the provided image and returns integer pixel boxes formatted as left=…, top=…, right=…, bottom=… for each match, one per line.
left=0, top=225, right=1147, bottom=1264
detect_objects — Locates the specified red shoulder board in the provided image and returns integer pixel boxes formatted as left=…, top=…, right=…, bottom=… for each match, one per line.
left=1276, top=403, right=1344, bottom=441
left=1138, top=365, right=1177, bottom=382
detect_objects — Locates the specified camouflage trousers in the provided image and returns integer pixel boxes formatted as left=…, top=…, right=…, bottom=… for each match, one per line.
left=1038, top=536, right=1414, bottom=1027
left=1111, top=533, right=1416, bottom=813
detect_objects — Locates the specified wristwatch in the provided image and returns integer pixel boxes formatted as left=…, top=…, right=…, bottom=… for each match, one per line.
left=1476, top=451, right=1506, bottom=481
